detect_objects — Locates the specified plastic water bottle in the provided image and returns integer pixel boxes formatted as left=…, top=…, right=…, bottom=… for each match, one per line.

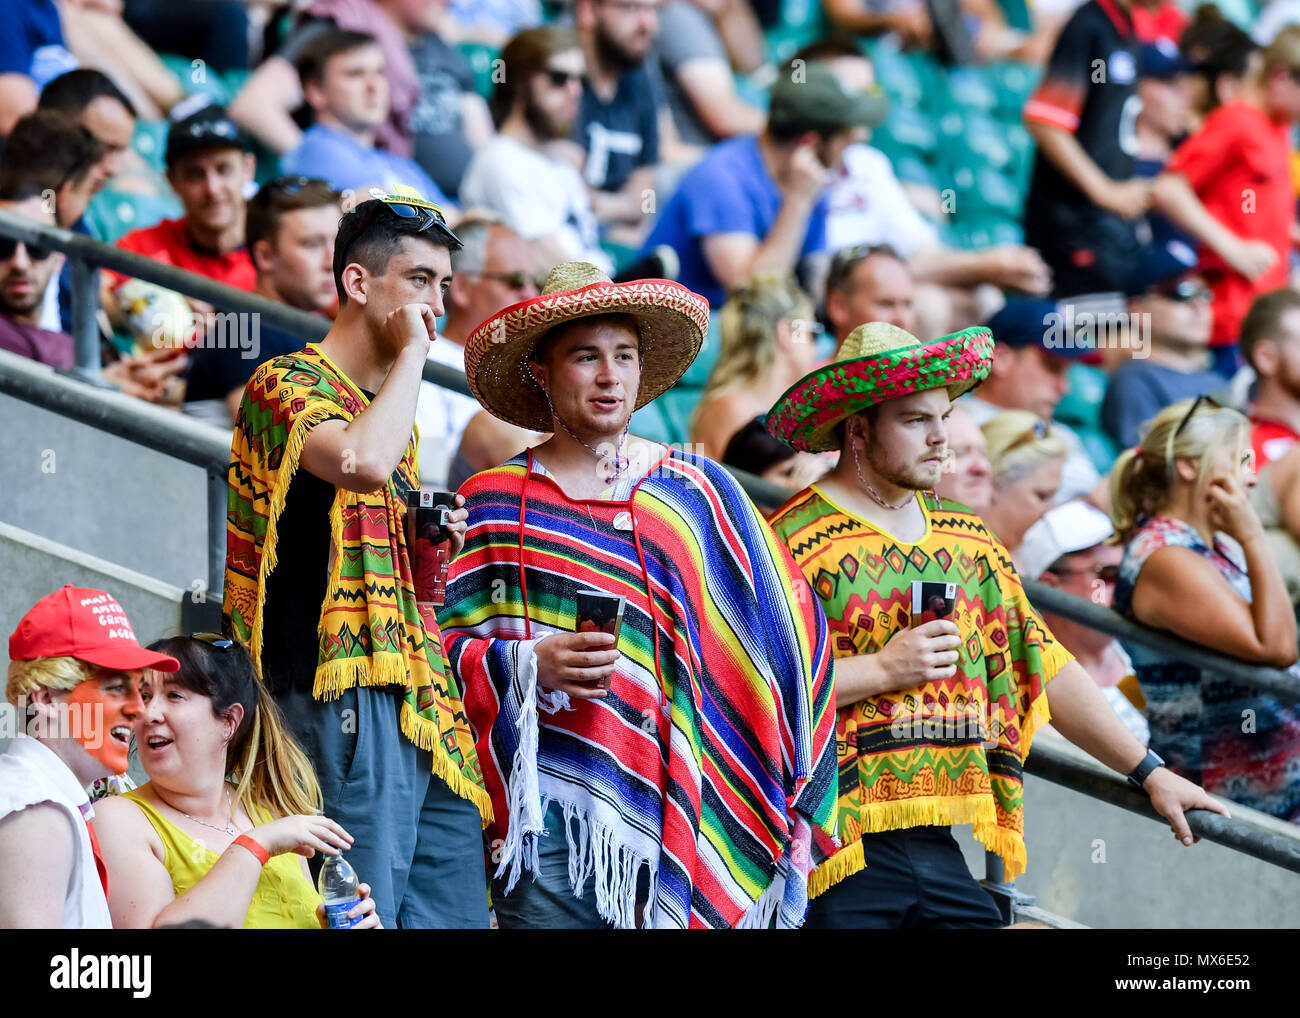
left=317, top=854, right=362, bottom=929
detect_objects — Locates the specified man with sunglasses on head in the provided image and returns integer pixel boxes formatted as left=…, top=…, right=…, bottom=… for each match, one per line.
left=414, top=213, right=540, bottom=489
left=1102, top=276, right=1225, bottom=449
left=184, top=176, right=343, bottom=425
left=224, top=190, right=492, bottom=929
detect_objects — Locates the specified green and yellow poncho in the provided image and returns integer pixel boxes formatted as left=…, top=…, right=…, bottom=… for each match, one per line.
left=223, top=344, right=490, bottom=823
left=769, top=486, right=1071, bottom=893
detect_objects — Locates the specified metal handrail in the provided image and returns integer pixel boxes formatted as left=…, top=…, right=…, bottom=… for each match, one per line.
left=0, top=208, right=480, bottom=398
left=1024, top=579, right=1300, bottom=700
left=1026, top=737, right=1300, bottom=876
left=3, top=207, right=1297, bottom=906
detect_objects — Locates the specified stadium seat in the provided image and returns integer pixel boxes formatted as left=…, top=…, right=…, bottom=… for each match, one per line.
left=457, top=42, right=502, bottom=100
left=630, top=403, right=674, bottom=446
left=158, top=52, right=232, bottom=104
left=678, top=316, right=721, bottom=388
left=656, top=386, right=703, bottom=446
left=131, top=120, right=170, bottom=172
left=944, top=66, right=998, bottom=113
left=873, top=104, right=940, bottom=157
left=82, top=189, right=181, bottom=244
left=1076, top=426, right=1121, bottom=474
left=1057, top=362, right=1108, bottom=431
left=987, top=61, right=1040, bottom=120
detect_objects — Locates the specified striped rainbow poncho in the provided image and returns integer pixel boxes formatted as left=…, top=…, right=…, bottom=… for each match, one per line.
left=439, top=450, right=838, bottom=928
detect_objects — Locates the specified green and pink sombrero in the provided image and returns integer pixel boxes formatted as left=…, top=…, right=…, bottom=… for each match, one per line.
left=767, top=321, right=994, bottom=453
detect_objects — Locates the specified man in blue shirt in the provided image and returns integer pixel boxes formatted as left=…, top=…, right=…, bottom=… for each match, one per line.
left=1101, top=276, right=1226, bottom=448
left=283, top=29, right=449, bottom=208
left=643, top=54, right=886, bottom=306
left=0, top=0, right=77, bottom=137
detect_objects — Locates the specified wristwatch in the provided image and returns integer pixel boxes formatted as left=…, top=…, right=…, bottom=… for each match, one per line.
left=1126, top=748, right=1165, bottom=790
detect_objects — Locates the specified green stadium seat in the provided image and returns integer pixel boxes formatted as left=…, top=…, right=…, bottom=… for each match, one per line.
left=457, top=42, right=501, bottom=100
left=961, top=111, right=1013, bottom=173
left=874, top=104, right=939, bottom=156
left=864, top=41, right=926, bottom=109
left=766, top=0, right=829, bottom=63
left=656, top=387, right=703, bottom=447
left=1057, top=362, right=1108, bottom=431
left=131, top=120, right=169, bottom=172
left=891, top=153, right=941, bottom=190
left=159, top=53, right=231, bottom=103
left=944, top=66, right=998, bottom=112
left=987, top=61, right=1040, bottom=118
left=83, top=189, right=182, bottom=244
left=630, top=403, right=674, bottom=446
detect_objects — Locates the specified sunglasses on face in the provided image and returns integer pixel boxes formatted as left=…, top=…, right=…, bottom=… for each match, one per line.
left=543, top=68, right=583, bottom=88
left=0, top=236, right=52, bottom=262
left=477, top=270, right=538, bottom=289
left=1049, top=562, right=1120, bottom=583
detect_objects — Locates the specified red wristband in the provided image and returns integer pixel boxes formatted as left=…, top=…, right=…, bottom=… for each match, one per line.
left=232, top=834, right=270, bottom=866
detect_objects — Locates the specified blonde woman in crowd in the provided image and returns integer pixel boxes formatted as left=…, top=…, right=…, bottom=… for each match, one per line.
left=980, top=410, right=1069, bottom=571
left=690, top=272, right=822, bottom=460
left=1110, top=396, right=1300, bottom=822
left=94, top=635, right=383, bottom=928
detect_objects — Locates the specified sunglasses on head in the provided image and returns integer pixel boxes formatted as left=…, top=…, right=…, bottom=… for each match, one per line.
left=0, top=236, right=52, bottom=262
left=827, top=243, right=902, bottom=290
left=1156, top=279, right=1212, bottom=303
left=1004, top=417, right=1052, bottom=453
left=190, top=632, right=234, bottom=649
left=265, top=175, right=315, bottom=195
left=1172, top=392, right=1223, bottom=440
left=544, top=68, right=583, bottom=87
left=340, top=192, right=451, bottom=271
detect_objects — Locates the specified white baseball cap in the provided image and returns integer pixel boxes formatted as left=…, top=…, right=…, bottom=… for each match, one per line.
left=1020, top=500, right=1116, bottom=580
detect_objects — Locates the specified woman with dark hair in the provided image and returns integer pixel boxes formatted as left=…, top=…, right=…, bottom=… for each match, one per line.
left=94, top=635, right=382, bottom=929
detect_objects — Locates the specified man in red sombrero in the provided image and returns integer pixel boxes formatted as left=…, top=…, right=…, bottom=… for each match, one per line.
left=765, top=321, right=1228, bottom=928
left=438, top=261, right=838, bottom=929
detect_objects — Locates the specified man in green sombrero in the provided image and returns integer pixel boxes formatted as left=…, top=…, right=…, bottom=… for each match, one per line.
left=767, top=320, right=1227, bottom=928
left=437, top=260, right=839, bottom=929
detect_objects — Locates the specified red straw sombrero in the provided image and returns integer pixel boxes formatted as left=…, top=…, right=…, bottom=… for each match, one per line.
left=464, top=261, right=710, bottom=432
left=767, top=322, right=994, bottom=453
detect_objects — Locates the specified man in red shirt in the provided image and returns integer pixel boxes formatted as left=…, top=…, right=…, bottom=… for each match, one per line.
left=104, top=106, right=257, bottom=345
left=1153, top=28, right=1300, bottom=375
left=1240, top=288, right=1300, bottom=468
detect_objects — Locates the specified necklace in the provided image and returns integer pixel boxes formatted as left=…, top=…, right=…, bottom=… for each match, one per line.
left=850, top=432, right=923, bottom=510
left=156, top=784, right=239, bottom=836
left=543, top=389, right=631, bottom=478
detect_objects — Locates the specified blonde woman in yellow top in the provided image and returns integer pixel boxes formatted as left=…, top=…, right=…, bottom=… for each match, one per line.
left=690, top=272, right=824, bottom=461
left=94, top=635, right=381, bottom=929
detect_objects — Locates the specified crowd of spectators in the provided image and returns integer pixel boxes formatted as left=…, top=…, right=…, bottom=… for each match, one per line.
left=3, top=0, right=1300, bottom=930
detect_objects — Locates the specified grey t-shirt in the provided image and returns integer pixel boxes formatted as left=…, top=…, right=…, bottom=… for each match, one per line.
left=654, top=1, right=728, bottom=148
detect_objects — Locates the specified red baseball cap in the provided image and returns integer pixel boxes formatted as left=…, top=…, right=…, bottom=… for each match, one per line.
left=9, top=586, right=181, bottom=673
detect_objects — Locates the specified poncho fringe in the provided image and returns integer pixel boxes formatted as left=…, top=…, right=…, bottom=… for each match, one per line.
left=226, top=348, right=491, bottom=825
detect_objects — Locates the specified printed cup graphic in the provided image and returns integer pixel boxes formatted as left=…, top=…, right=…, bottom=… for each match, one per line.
left=911, top=580, right=957, bottom=627
left=407, top=490, right=456, bottom=608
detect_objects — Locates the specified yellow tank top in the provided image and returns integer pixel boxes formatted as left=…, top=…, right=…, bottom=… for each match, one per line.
left=123, top=788, right=323, bottom=930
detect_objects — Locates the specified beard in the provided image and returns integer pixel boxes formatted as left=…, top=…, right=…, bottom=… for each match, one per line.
left=524, top=95, right=575, bottom=141
left=862, top=435, right=945, bottom=491
left=594, top=28, right=647, bottom=72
